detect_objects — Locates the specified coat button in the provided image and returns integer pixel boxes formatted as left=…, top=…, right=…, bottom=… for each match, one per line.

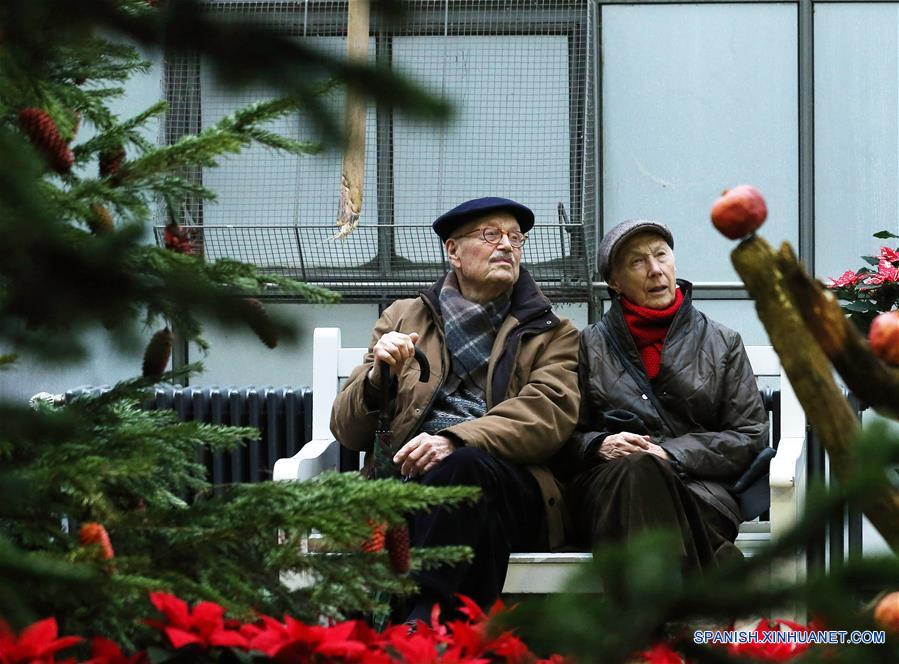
left=548, top=497, right=556, bottom=506
left=415, top=408, right=421, bottom=414
left=641, top=394, right=648, bottom=400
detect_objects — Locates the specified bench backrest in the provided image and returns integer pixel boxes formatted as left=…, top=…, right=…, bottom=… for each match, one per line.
left=312, top=326, right=804, bottom=445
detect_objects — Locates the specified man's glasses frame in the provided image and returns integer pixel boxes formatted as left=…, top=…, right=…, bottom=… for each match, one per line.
left=454, top=227, right=528, bottom=248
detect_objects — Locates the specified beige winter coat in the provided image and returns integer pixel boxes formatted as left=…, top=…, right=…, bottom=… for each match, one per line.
left=330, top=268, right=580, bottom=549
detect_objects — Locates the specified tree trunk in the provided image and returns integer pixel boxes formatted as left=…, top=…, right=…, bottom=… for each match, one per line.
left=732, top=234, right=899, bottom=553
left=775, top=243, right=899, bottom=419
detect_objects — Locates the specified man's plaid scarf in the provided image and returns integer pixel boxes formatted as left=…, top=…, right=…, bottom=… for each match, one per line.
left=439, top=273, right=511, bottom=388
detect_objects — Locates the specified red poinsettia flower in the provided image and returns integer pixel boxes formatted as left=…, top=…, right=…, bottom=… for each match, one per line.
left=246, top=615, right=372, bottom=663
left=638, top=642, right=685, bottom=663
left=82, top=636, right=146, bottom=663
left=829, top=270, right=863, bottom=289
left=727, top=618, right=812, bottom=662
left=867, top=259, right=899, bottom=286
left=383, top=630, right=443, bottom=663
left=147, top=592, right=248, bottom=650
left=881, top=246, right=899, bottom=263
left=0, top=617, right=81, bottom=663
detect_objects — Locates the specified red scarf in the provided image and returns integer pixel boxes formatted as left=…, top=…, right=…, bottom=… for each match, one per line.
left=619, top=288, right=684, bottom=379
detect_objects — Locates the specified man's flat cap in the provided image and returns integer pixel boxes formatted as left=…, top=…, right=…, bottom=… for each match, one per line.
left=598, top=219, right=674, bottom=280
left=432, top=197, right=535, bottom=242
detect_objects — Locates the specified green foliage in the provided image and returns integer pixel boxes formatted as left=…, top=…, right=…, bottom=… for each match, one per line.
left=1, top=388, right=478, bottom=647
left=0, top=0, right=462, bottom=650
left=1, top=26, right=341, bottom=361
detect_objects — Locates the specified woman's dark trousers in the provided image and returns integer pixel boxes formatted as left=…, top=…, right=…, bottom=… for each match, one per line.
left=568, top=452, right=737, bottom=574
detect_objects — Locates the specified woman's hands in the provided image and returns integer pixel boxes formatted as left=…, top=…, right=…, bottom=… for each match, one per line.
left=598, top=432, right=669, bottom=461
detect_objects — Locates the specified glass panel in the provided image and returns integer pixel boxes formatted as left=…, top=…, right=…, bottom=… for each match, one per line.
left=691, top=300, right=771, bottom=348
left=601, top=4, right=798, bottom=282
left=814, top=4, right=899, bottom=281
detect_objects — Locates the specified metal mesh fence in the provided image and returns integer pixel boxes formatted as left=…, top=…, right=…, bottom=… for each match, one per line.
left=160, top=0, right=597, bottom=301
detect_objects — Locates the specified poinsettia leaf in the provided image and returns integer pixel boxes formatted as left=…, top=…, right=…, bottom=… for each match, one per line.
left=874, top=230, right=899, bottom=239
left=843, top=301, right=875, bottom=313
left=146, top=645, right=182, bottom=664
left=862, top=255, right=880, bottom=266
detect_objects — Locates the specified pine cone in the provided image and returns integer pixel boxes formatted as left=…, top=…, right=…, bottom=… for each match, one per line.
left=362, top=519, right=386, bottom=554
left=18, top=107, right=74, bottom=174
left=240, top=298, right=278, bottom=349
left=142, top=327, right=173, bottom=378
left=386, top=523, right=411, bottom=574
left=99, top=145, right=126, bottom=178
left=79, top=522, right=115, bottom=560
left=88, top=203, right=114, bottom=234
left=163, top=223, right=195, bottom=255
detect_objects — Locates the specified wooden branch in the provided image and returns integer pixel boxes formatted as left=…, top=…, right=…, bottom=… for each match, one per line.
left=775, top=242, right=899, bottom=419
left=334, top=0, right=370, bottom=239
left=732, top=234, right=899, bottom=553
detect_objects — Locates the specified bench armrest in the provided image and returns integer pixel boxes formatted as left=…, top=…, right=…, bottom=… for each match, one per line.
left=273, top=439, right=340, bottom=482
left=769, top=436, right=806, bottom=488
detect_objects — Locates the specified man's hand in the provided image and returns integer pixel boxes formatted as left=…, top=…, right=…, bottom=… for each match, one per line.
left=393, top=433, right=456, bottom=478
left=368, top=331, right=420, bottom=385
left=597, top=432, right=670, bottom=462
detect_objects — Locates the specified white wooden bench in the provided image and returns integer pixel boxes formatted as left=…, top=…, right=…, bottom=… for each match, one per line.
left=274, top=327, right=808, bottom=592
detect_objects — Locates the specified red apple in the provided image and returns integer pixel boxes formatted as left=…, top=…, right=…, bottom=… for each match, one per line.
left=710, top=185, right=768, bottom=240
left=874, top=591, right=899, bottom=633
left=869, top=311, right=899, bottom=366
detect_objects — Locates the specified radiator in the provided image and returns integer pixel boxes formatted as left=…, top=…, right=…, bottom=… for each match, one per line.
left=65, top=386, right=312, bottom=485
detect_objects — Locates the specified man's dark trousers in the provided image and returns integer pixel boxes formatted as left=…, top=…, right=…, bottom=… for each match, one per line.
left=409, top=446, right=547, bottom=614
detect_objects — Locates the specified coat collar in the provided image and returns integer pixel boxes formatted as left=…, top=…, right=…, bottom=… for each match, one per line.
left=605, top=278, right=695, bottom=364
left=421, top=266, right=552, bottom=324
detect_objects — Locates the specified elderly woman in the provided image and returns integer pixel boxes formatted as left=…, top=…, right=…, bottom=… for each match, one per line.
left=563, top=219, right=768, bottom=571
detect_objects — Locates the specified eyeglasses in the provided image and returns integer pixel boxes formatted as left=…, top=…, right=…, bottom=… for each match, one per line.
left=456, top=227, right=528, bottom=248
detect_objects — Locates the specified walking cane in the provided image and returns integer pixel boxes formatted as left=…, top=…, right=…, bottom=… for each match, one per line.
left=368, top=347, right=430, bottom=630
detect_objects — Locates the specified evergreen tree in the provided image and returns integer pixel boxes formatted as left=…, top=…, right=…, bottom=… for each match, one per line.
left=0, top=0, right=471, bottom=649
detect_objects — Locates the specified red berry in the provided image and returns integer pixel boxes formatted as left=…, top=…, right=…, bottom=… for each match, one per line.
left=869, top=312, right=899, bottom=366
left=710, top=184, right=768, bottom=240
left=874, top=591, right=899, bottom=634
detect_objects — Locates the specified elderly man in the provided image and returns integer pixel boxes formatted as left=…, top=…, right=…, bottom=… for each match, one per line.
left=331, top=197, right=579, bottom=620
left=562, top=219, right=768, bottom=572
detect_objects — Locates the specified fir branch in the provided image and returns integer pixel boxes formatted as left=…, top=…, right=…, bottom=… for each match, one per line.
left=240, top=127, right=322, bottom=155
left=123, top=97, right=322, bottom=181
left=51, top=36, right=149, bottom=86
left=73, top=100, right=167, bottom=160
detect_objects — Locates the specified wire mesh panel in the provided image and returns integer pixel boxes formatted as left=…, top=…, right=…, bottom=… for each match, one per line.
left=162, top=0, right=597, bottom=301
left=152, top=221, right=588, bottom=300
